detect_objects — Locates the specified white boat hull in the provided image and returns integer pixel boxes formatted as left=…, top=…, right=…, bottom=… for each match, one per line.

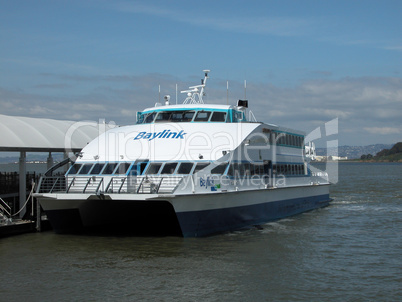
left=37, top=184, right=331, bottom=237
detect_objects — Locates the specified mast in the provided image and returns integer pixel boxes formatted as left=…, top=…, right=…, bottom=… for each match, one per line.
left=181, top=69, right=210, bottom=104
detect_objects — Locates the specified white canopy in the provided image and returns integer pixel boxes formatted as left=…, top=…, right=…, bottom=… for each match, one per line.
left=0, top=114, right=115, bottom=152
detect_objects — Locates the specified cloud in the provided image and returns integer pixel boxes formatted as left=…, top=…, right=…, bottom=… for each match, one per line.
left=112, top=2, right=314, bottom=37
left=383, top=45, right=402, bottom=51
left=364, top=127, right=401, bottom=135
left=109, top=2, right=401, bottom=51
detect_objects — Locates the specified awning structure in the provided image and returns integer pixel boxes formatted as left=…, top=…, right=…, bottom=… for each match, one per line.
left=0, top=114, right=116, bottom=216
left=0, top=114, right=115, bottom=152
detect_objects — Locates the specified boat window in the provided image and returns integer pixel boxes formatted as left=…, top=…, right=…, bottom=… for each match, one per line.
left=177, top=162, right=194, bottom=174
left=139, top=162, right=148, bottom=175
left=154, top=112, right=171, bottom=122
left=237, top=163, right=244, bottom=175
left=194, top=111, right=211, bottom=122
left=154, top=111, right=195, bottom=123
left=278, top=134, right=284, bottom=145
left=78, top=164, right=93, bottom=175
left=233, top=163, right=241, bottom=176
left=146, top=163, right=162, bottom=174
left=102, top=163, right=118, bottom=175
left=161, top=163, right=178, bottom=174
left=210, top=111, right=227, bottom=122
left=227, top=164, right=234, bottom=176
left=249, top=164, right=256, bottom=175
left=129, top=163, right=146, bottom=176
left=116, top=162, right=131, bottom=174
left=211, top=163, right=228, bottom=174
left=234, top=111, right=243, bottom=122
left=90, top=163, right=105, bottom=174
left=67, top=163, right=82, bottom=175
left=136, top=112, right=144, bottom=124
left=250, top=164, right=262, bottom=175
left=144, top=112, right=157, bottom=123
left=169, top=111, right=194, bottom=122
left=193, top=162, right=209, bottom=173
left=182, top=111, right=195, bottom=121
left=243, top=163, right=251, bottom=176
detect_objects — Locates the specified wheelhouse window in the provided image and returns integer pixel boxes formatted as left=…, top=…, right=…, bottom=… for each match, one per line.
left=233, top=111, right=244, bottom=122
left=154, top=110, right=195, bottom=123
left=194, top=111, right=211, bottom=122
left=102, top=163, right=118, bottom=174
left=210, top=111, right=227, bottom=122
left=144, top=112, right=157, bottom=123
left=146, top=163, right=162, bottom=174
left=161, top=163, right=178, bottom=174
left=177, top=162, right=194, bottom=174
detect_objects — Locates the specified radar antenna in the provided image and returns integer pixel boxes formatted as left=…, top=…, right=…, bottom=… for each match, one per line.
left=181, top=70, right=210, bottom=104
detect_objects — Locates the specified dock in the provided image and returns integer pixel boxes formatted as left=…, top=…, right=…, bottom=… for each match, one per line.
left=0, top=219, right=36, bottom=238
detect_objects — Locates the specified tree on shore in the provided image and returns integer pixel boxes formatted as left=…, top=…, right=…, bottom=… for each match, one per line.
left=360, top=154, right=373, bottom=160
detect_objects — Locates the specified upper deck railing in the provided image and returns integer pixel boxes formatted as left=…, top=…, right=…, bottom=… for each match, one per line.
left=36, top=175, right=184, bottom=195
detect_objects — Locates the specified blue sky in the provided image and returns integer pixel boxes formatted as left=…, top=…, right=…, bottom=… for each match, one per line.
left=1, top=0, right=401, bottom=147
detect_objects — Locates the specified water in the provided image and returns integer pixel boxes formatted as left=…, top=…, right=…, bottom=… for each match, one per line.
left=1, top=163, right=401, bottom=301
left=0, top=162, right=48, bottom=173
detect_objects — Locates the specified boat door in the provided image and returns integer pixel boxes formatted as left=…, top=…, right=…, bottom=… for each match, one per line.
left=129, top=159, right=149, bottom=176
left=263, top=160, right=272, bottom=186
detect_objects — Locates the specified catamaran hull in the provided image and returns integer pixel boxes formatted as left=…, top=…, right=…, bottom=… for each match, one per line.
left=37, top=184, right=331, bottom=237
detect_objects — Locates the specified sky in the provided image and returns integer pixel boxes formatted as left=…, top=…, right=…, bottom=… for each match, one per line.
left=1, top=0, right=401, bottom=147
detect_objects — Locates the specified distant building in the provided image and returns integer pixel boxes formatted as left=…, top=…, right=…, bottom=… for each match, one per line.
left=313, top=156, right=348, bottom=161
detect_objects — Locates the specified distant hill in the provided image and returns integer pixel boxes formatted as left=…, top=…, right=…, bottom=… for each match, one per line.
left=372, top=142, right=402, bottom=161
left=316, top=144, right=393, bottom=159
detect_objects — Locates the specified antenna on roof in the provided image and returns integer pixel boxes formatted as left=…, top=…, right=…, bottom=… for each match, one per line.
left=244, top=80, right=247, bottom=99
left=181, top=69, right=210, bottom=104
left=227, top=80, right=229, bottom=105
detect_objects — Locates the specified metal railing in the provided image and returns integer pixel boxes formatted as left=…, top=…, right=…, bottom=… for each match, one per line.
left=0, top=197, right=12, bottom=222
left=36, top=175, right=184, bottom=195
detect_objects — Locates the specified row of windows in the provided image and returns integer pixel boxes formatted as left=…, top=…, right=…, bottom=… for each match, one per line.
left=137, top=110, right=227, bottom=124
left=68, top=162, right=132, bottom=176
left=272, top=132, right=304, bottom=148
left=223, top=163, right=305, bottom=177
left=68, top=161, right=306, bottom=177
left=67, top=161, right=210, bottom=176
left=144, top=162, right=209, bottom=175
left=273, top=164, right=305, bottom=175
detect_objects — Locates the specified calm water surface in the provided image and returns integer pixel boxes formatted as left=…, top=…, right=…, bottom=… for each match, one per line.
left=1, top=163, right=401, bottom=301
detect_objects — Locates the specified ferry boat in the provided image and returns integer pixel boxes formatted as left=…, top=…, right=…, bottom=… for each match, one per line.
left=34, top=70, right=331, bottom=237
